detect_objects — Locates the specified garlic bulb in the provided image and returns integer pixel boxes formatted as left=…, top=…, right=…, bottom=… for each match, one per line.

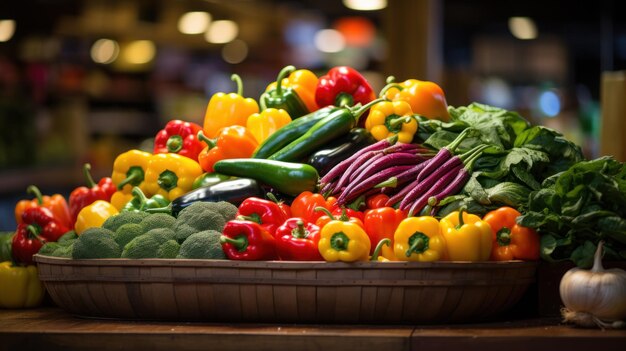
left=559, top=241, right=626, bottom=329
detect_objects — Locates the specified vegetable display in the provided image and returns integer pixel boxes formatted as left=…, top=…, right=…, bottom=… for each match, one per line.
left=7, top=64, right=621, bottom=327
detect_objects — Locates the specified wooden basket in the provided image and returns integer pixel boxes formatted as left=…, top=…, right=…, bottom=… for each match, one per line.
left=34, top=255, right=537, bottom=324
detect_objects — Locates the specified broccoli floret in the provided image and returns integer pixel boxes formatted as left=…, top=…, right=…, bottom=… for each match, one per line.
left=57, top=231, right=78, bottom=245
left=173, top=202, right=226, bottom=243
left=177, top=230, right=226, bottom=259
left=145, top=227, right=176, bottom=244
left=157, top=239, right=180, bottom=258
left=102, top=211, right=149, bottom=232
left=50, top=243, right=74, bottom=258
left=114, top=223, right=145, bottom=249
left=121, top=234, right=161, bottom=259
left=72, top=227, right=121, bottom=259
left=39, top=242, right=61, bottom=256
left=119, top=227, right=174, bottom=259
left=139, top=213, right=176, bottom=231
left=202, top=201, right=238, bottom=221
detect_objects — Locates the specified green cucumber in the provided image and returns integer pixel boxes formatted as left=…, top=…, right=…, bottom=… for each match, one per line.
left=213, top=159, right=319, bottom=196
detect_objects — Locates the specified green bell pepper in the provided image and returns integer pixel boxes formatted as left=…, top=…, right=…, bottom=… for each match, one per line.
left=123, top=187, right=170, bottom=212
left=192, top=172, right=232, bottom=189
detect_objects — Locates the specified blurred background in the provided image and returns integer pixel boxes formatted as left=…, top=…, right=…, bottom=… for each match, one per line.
left=1, top=0, right=625, bottom=230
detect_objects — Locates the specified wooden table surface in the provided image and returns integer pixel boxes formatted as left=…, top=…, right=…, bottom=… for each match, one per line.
left=1, top=307, right=625, bottom=351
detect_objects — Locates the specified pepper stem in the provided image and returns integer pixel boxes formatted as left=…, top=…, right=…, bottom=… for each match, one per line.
left=406, top=232, right=429, bottom=257
left=378, top=77, right=404, bottom=97
left=314, top=206, right=335, bottom=220
left=197, top=130, right=216, bottom=149
left=220, top=235, right=249, bottom=252
left=131, top=187, right=150, bottom=211
left=351, top=97, right=386, bottom=124
left=82, top=163, right=97, bottom=188
left=117, top=166, right=145, bottom=190
left=237, top=213, right=262, bottom=224
left=335, top=92, right=354, bottom=108
left=330, top=232, right=349, bottom=251
left=26, top=185, right=44, bottom=205
left=158, top=170, right=179, bottom=192
left=457, top=206, right=467, bottom=229
left=292, top=220, right=308, bottom=239
left=370, top=238, right=391, bottom=261
left=275, top=65, right=295, bottom=95
left=496, top=228, right=512, bottom=247
left=231, top=74, right=244, bottom=96
left=166, top=135, right=183, bottom=153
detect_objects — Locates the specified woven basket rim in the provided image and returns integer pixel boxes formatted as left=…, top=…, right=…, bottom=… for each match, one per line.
left=33, top=254, right=538, bottom=269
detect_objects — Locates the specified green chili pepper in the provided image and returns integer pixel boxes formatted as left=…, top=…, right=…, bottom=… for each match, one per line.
left=267, top=98, right=384, bottom=162
left=213, top=158, right=319, bottom=196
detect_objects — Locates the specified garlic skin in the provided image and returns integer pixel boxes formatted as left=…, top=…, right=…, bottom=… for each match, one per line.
left=559, top=241, right=626, bottom=326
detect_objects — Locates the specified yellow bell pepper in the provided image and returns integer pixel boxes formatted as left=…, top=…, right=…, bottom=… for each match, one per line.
left=74, top=200, right=119, bottom=235
left=246, top=108, right=292, bottom=144
left=365, top=100, right=418, bottom=143
left=0, top=261, right=45, bottom=308
left=318, top=220, right=371, bottom=262
left=110, top=149, right=153, bottom=210
left=393, top=216, right=446, bottom=262
left=203, top=74, right=259, bottom=138
left=144, top=153, right=203, bottom=201
left=439, top=207, right=493, bottom=261
left=381, top=77, right=450, bottom=122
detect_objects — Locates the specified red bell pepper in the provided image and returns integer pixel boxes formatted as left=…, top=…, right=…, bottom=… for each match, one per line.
left=366, top=193, right=390, bottom=210
left=315, top=66, right=376, bottom=111
left=266, top=192, right=292, bottom=218
left=14, top=185, right=72, bottom=230
left=220, top=220, right=278, bottom=261
left=290, top=191, right=337, bottom=224
left=363, top=207, right=407, bottom=259
left=235, top=197, right=289, bottom=236
left=13, top=207, right=69, bottom=264
left=69, top=163, right=116, bottom=225
left=275, top=218, right=322, bottom=261
left=154, top=119, right=205, bottom=161
left=483, top=207, right=540, bottom=261
left=315, top=207, right=364, bottom=229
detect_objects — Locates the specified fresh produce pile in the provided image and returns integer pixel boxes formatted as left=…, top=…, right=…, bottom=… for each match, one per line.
left=2, top=64, right=626, bottom=309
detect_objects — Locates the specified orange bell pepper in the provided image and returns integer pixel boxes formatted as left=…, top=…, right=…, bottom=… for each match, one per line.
left=381, top=77, right=450, bottom=122
left=14, top=185, right=72, bottom=229
left=203, top=74, right=259, bottom=138
left=290, top=191, right=337, bottom=224
left=197, top=126, right=258, bottom=173
left=483, top=206, right=540, bottom=261
left=363, top=206, right=407, bottom=260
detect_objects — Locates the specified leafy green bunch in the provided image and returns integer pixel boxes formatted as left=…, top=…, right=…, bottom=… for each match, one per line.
left=518, top=156, right=626, bottom=267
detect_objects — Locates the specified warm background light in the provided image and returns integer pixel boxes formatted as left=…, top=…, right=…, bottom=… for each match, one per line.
left=509, top=17, right=538, bottom=40
left=123, top=40, right=156, bottom=64
left=90, top=39, right=120, bottom=64
left=205, top=20, right=238, bottom=44
left=178, top=11, right=211, bottom=34
left=342, top=0, right=387, bottom=11
left=0, top=20, right=16, bottom=42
